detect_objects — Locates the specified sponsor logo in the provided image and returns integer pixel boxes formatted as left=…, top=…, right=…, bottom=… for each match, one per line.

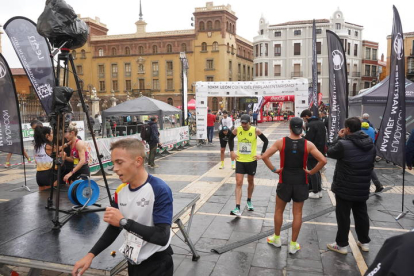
left=119, top=202, right=127, bottom=207
left=393, top=33, right=403, bottom=60
left=197, top=118, right=205, bottom=121
left=137, top=198, right=150, bottom=207
left=332, top=50, right=344, bottom=70
left=37, top=83, right=53, bottom=99
left=208, top=91, right=220, bottom=95
left=197, top=124, right=206, bottom=127
left=0, top=62, right=6, bottom=79
left=28, top=36, right=45, bottom=60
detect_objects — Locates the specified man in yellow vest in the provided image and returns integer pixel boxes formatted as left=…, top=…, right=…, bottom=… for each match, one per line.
left=229, top=114, right=269, bottom=216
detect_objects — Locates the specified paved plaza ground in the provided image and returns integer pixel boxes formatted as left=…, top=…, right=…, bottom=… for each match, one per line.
left=1, top=121, right=414, bottom=275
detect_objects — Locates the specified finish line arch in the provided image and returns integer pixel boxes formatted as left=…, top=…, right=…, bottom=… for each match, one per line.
left=195, top=79, right=309, bottom=139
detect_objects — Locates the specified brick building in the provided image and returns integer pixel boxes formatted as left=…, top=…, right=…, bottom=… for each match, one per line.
left=361, top=40, right=379, bottom=89
left=386, top=32, right=414, bottom=82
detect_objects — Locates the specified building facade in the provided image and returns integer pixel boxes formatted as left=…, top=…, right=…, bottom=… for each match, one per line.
left=253, top=9, right=366, bottom=101
left=361, top=40, right=379, bottom=89
left=386, top=32, right=414, bottom=82
left=69, top=2, right=253, bottom=112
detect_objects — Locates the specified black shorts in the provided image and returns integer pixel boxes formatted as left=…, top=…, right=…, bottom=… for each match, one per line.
left=128, top=246, right=173, bottom=276
left=235, top=161, right=257, bottom=176
left=36, top=169, right=54, bottom=187
left=277, top=182, right=309, bottom=202
left=220, top=139, right=228, bottom=149
left=69, top=164, right=90, bottom=182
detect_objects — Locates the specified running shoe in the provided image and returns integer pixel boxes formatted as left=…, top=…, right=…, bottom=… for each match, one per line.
left=219, top=164, right=224, bottom=169
left=5, top=162, right=10, bottom=168
left=309, top=192, right=320, bottom=199
left=357, top=241, right=369, bottom=252
left=230, top=207, right=241, bottom=217
left=289, top=242, right=301, bottom=254
left=231, top=163, right=235, bottom=170
left=246, top=201, right=254, bottom=211
left=327, top=242, right=348, bottom=254
left=267, top=234, right=281, bottom=248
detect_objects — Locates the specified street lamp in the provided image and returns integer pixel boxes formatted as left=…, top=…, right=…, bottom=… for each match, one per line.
left=180, top=52, right=189, bottom=125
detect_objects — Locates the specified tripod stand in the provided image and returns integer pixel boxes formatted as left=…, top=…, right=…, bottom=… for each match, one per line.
left=46, top=48, right=113, bottom=229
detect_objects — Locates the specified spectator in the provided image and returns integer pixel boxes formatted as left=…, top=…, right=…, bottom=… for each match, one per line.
left=93, top=114, right=101, bottom=135
left=148, top=117, right=161, bottom=169
left=362, top=113, right=374, bottom=129
left=406, top=129, right=414, bottom=170
left=207, top=109, right=216, bottom=144
left=319, top=111, right=329, bottom=132
left=252, top=111, right=258, bottom=126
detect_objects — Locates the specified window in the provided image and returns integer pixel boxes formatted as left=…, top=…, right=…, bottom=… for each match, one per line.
left=372, top=49, right=378, bottom=61
left=201, top=42, right=207, bottom=52
left=206, top=59, right=214, bottom=70
left=166, top=61, right=173, bottom=76
left=167, top=79, right=173, bottom=90
left=259, top=62, right=263, bottom=76
left=274, top=44, right=281, bottom=56
left=81, top=49, right=86, bottom=59
left=207, top=21, right=213, bottom=30
left=98, top=65, right=104, bottom=78
left=264, top=62, right=268, bottom=77
left=138, top=46, right=144, bottom=54
left=232, top=24, right=235, bottom=33
left=316, top=29, right=322, bottom=35
left=125, top=47, right=130, bottom=55
left=152, top=45, right=158, bottom=54
left=72, top=50, right=76, bottom=59
left=355, top=31, right=358, bottom=37
left=243, top=49, right=246, bottom=57
left=167, top=44, right=172, bottom=53
left=139, top=79, right=145, bottom=89
left=112, top=48, right=117, bottom=56
left=212, top=41, right=219, bottom=51
left=167, top=98, right=173, bottom=105
left=316, top=42, right=321, bottom=55
left=317, top=63, right=321, bottom=74
left=98, top=48, right=104, bottom=56
left=265, top=43, right=268, bottom=57
left=206, top=76, right=214, bottom=82
left=125, top=80, right=131, bottom=91
left=181, top=43, right=187, bottom=52
left=294, top=30, right=301, bottom=36
left=152, top=79, right=160, bottom=90
left=364, top=82, right=370, bottom=89
left=365, top=65, right=370, bottom=76
left=212, top=97, right=218, bottom=111
left=274, top=31, right=281, bottom=37
left=231, top=45, right=234, bottom=54
left=372, top=65, right=377, bottom=77
left=125, top=63, right=131, bottom=77
left=336, top=23, right=341, bottom=30
left=76, top=65, right=83, bottom=75
left=255, top=63, right=258, bottom=77
left=99, top=81, right=105, bottom=91
left=348, top=29, right=351, bottom=35
left=260, top=29, right=264, bottom=35
left=294, top=43, right=301, bottom=55
left=365, top=47, right=371, bottom=59
left=354, top=44, right=358, bottom=56
left=214, top=20, right=220, bottom=29
left=152, top=62, right=159, bottom=76
left=255, top=44, right=259, bottom=57
left=111, top=64, right=118, bottom=78
left=199, top=21, right=205, bottom=31
left=274, top=65, right=281, bottom=76
left=247, top=66, right=250, bottom=79
left=228, top=43, right=231, bottom=53
left=347, top=63, right=350, bottom=75
left=112, top=80, right=118, bottom=91
left=347, top=43, right=351, bottom=55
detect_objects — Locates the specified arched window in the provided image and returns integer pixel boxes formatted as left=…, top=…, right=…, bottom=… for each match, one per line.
left=231, top=44, right=234, bottom=54
left=98, top=48, right=104, bottom=56
left=212, top=41, right=219, bottom=51
left=125, top=47, right=130, bottom=55
left=229, top=23, right=232, bottom=32
left=212, top=97, right=218, bottom=111
left=214, top=20, right=220, bottom=29
left=167, top=44, right=172, bottom=53
left=111, top=47, right=117, bottom=56
left=227, top=43, right=230, bottom=52
left=243, top=49, right=246, bottom=57
left=72, top=50, right=76, bottom=59
left=199, top=21, right=205, bottom=31
left=226, top=22, right=229, bottom=31
left=138, top=46, right=144, bottom=54
left=167, top=98, right=173, bottom=105
left=81, top=49, right=86, bottom=58
left=152, top=45, right=158, bottom=54
left=207, top=21, right=213, bottom=30
left=232, top=25, right=235, bottom=33
left=181, top=43, right=187, bottom=52
left=201, top=42, right=207, bottom=51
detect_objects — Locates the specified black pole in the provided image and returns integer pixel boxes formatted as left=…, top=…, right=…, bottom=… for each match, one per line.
left=402, top=167, right=405, bottom=212
left=181, top=57, right=185, bottom=126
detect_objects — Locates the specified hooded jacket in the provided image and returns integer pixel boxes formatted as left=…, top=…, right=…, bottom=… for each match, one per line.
left=148, top=121, right=159, bottom=146
left=327, top=130, right=376, bottom=201
left=304, top=116, right=327, bottom=158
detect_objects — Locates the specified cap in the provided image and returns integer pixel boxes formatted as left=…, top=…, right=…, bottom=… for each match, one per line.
left=289, top=117, right=303, bottom=135
left=222, top=126, right=229, bottom=131
left=240, top=114, right=250, bottom=123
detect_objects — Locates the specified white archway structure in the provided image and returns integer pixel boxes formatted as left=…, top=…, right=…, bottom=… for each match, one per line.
left=195, top=79, right=309, bottom=139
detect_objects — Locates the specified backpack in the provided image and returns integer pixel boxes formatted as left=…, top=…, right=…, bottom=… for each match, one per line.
left=141, top=124, right=152, bottom=142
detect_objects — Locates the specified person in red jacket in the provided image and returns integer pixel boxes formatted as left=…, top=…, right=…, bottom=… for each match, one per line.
left=207, top=109, right=216, bottom=144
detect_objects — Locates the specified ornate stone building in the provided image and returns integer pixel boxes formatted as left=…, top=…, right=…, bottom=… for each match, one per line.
left=69, top=2, right=253, bottom=112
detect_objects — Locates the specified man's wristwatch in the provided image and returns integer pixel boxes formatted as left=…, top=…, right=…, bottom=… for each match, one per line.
left=119, top=218, right=128, bottom=229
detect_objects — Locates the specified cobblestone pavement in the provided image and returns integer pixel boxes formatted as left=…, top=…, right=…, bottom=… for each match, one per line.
left=1, top=121, right=413, bottom=275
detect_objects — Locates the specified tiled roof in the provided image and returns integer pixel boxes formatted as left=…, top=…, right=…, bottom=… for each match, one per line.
left=11, top=68, right=26, bottom=75
left=270, top=19, right=329, bottom=27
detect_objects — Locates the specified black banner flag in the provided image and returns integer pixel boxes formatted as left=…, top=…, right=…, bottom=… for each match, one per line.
left=326, top=30, right=348, bottom=143
left=0, top=54, right=24, bottom=155
left=4, top=17, right=55, bottom=115
left=310, top=19, right=319, bottom=117
left=376, top=6, right=406, bottom=167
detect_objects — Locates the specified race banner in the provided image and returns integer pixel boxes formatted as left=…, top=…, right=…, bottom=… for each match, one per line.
left=310, top=19, right=319, bottom=117
left=376, top=6, right=406, bottom=167
left=326, top=30, right=349, bottom=143
left=0, top=54, right=23, bottom=154
left=4, top=17, right=55, bottom=115
left=21, top=121, right=85, bottom=141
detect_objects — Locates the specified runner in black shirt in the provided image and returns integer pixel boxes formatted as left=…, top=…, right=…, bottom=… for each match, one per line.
left=218, top=126, right=235, bottom=169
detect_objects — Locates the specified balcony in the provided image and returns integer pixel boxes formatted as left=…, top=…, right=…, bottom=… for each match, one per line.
left=152, top=71, right=159, bottom=77
left=274, top=73, right=281, bottom=77
left=274, top=53, right=281, bottom=56
left=352, top=72, right=361, bottom=77
left=99, top=73, right=105, bottom=78
left=291, top=71, right=303, bottom=77
left=125, top=72, right=131, bottom=77
left=112, top=73, right=118, bottom=78
left=166, top=70, right=173, bottom=76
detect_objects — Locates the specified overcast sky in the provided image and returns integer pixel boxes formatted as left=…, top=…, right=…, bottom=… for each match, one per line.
left=1, top=0, right=413, bottom=68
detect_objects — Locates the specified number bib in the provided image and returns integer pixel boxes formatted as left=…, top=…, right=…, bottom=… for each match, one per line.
left=239, top=142, right=252, bottom=155
left=73, top=158, right=79, bottom=165
left=119, top=232, right=143, bottom=264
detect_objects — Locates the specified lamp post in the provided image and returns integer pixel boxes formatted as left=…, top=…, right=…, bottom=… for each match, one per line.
left=180, top=52, right=188, bottom=126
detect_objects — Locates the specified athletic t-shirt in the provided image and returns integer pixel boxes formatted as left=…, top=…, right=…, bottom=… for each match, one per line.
left=237, top=126, right=257, bottom=162
left=114, top=174, right=173, bottom=264
left=207, top=114, right=216, bottom=127
left=279, top=137, right=308, bottom=184
left=34, top=144, right=53, bottom=171
left=221, top=117, right=233, bottom=128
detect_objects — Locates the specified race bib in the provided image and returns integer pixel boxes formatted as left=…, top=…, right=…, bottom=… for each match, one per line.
left=119, top=231, right=143, bottom=264
left=73, top=158, right=79, bottom=165
left=239, top=142, right=252, bottom=155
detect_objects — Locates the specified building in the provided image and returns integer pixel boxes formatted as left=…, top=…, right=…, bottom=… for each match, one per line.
left=11, top=68, right=32, bottom=96
left=378, top=54, right=387, bottom=81
left=69, top=2, right=253, bottom=112
left=361, top=40, right=379, bottom=89
left=386, top=32, right=414, bottom=82
left=253, top=9, right=367, bottom=101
